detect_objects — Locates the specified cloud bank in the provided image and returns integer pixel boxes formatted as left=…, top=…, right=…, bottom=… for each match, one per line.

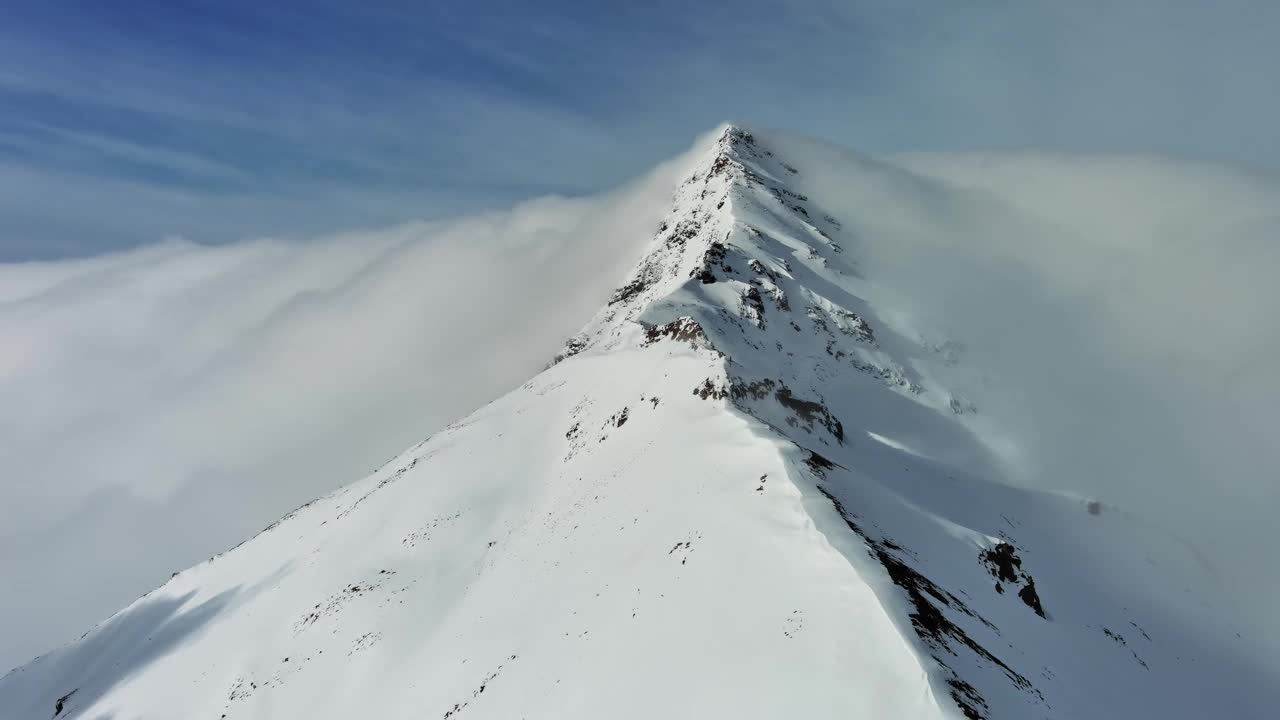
left=769, top=132, right=1280, bottom=663
left=0, top=140, right=701, bottom=671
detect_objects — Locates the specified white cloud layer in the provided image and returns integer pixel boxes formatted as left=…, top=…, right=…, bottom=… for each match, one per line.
left=769, top=134, right=1280, bottom=664
left=0, top=141, right=701, bottom=671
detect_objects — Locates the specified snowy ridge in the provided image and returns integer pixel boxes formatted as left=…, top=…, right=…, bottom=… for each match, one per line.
left=1, top=126, right=1274, bottom=720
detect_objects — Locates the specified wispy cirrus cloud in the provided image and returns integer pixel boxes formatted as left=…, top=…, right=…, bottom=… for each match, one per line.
left=4, top=0, right=1280, bottom=257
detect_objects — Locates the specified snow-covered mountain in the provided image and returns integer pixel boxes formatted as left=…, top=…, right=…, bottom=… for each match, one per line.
left=2, top=126, right=1274, bottom=719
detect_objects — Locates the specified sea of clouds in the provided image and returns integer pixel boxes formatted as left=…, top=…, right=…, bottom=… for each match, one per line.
left=0, top=142, right=699, bottom=671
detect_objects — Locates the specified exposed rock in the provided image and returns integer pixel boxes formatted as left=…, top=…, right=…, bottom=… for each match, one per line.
left=740, top=287, right=766, bottom=327
left=774, top=387, right=844, bottom=443
left=642, top=318, right=710, bottom=348
left=980, top=543, right=1047, bottom=618
left=817, top=488, right=1040, bottom=719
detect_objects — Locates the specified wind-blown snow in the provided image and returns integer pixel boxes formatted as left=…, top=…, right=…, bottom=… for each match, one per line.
left=3, top=125, right=1275, bottom=719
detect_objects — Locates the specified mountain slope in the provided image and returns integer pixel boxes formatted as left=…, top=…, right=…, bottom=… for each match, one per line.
left=2, top=126, right=1274, bottom=720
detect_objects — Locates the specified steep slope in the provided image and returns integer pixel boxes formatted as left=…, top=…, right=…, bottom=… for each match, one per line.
left=2, top=126, right=1274, bottom=720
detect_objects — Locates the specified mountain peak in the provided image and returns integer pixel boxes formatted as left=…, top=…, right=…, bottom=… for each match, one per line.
left=553, top=125, right=837, bottom=363
left=708, top=122, right=756, bottom=159
left=696, top=123, right=771, bottom=183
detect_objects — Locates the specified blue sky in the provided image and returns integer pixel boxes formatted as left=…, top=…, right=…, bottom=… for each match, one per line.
left=2, top=0, right=1278, bottom=259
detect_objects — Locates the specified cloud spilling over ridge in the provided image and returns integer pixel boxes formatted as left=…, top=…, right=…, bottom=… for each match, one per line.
left=767, top=131, right=1280, bottom=663
left=0, top=136, right=707, bottom=672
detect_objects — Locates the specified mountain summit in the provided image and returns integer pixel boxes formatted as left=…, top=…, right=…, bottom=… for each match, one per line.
left=1, top=125, right=1272, bottom=719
